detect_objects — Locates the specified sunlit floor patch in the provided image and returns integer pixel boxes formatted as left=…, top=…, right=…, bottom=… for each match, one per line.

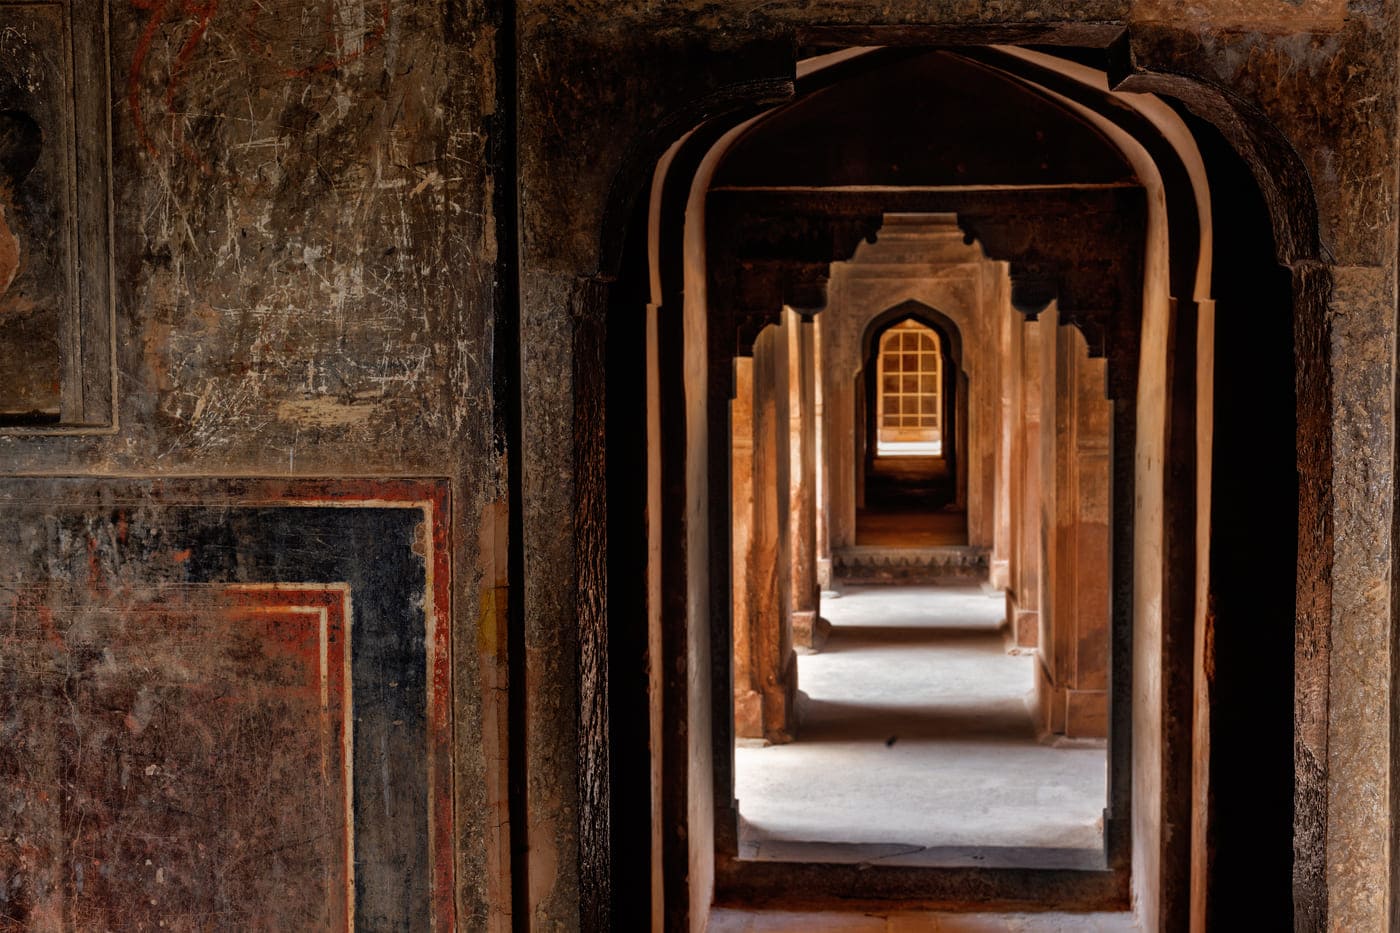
left=734, top=584, right=1106, bottom=868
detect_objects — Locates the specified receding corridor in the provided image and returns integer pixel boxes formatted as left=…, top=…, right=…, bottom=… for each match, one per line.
left=734, top=585, right=1107, bottom=868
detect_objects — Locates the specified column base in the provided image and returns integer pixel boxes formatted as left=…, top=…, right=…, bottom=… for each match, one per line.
left=1003, top=591, right=1038, bottom=651
left=792, top=609, right=832, bottom=651
left=761, top=650, right=798, bottom=744
left=990, top=558, right=1011, bottom=590
left=1064, top=689, right=1108, bottom=738
left=737, top=651, right=799, bottom=744
left=1034, top=662, right=1107, bottom=739
left=734, top=688, right=764, bottom=740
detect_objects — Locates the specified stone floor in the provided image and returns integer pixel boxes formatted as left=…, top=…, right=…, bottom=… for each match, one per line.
left=733, top=584, right=1107, bottom=869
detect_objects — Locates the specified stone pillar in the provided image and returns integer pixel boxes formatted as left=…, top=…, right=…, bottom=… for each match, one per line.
left=955, top=368, right=970, bottom=514
left=990, top=269, right=1013, bottom=589
left=966, top=321, right=993, bottom=548
left=1067, top=340, right=1111, bottom=737
left=731, top=355, right=759, bottom=736
left=787, top=309, right=822, bottom=648
left=1036, top=313, right=1110, bottom=738
left=853, top=369, right=866, bottom=513
left=825, top=360, right=858, bottom=552
left=1006, top=317, right=1041, bottom=649
left=813, top=315, right=831, bottom=589
left=733, top=324, right=797, bottom=742
left=820, top=314, right=859, bottom=553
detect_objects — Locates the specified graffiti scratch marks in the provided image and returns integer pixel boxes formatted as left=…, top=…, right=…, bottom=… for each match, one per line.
left=0, top=478, right=456, bottom=929
left=0, top=583, right=354, bottom=930
left=128, top=0, right=393, bottom=165
left=129, top=0, right=221, bottom=165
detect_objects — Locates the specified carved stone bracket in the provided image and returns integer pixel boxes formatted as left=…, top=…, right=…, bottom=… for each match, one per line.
left=1007, top=271, right=1060, bottom=319
left=729, top=263, right=832, bottom=356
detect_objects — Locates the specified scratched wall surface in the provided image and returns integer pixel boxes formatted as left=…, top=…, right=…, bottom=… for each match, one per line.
left=0, top=478, right=454, bottom=930
left=3, top=584, right=354, bottom=929
left=0, top=0, right=501, bottom=924
left=0, top=0, right=499, bottom=928
left=0, top=0, right=496, bottom=466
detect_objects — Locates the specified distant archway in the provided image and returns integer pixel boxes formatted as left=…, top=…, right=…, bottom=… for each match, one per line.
left=857, top=302, right=966, bottom=517
left=875, top=320, right=943, bottom=455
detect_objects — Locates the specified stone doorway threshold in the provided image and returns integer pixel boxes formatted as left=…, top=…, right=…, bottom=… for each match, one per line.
left=708, top=906, right=1140, bottom=932
left=736, top=835, right=1104, bottom=871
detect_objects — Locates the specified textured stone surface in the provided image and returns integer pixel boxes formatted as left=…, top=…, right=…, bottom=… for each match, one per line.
left=0, top=2, right=500, bottom=928
left=0, top=0, right=1395, bottom=928
left=1323, top=263, right=1394, bottom=931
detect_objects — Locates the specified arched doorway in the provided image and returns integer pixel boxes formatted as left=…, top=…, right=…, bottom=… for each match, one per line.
left=706, top=46, right=1143, bottom=899
left=857, top=304, right=967, bottom=547
left=585, top=37, right=1318, bottom=930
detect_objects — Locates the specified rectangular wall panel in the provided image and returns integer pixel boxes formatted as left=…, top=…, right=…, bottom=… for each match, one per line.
left=0, top=479, right=453, bottom=930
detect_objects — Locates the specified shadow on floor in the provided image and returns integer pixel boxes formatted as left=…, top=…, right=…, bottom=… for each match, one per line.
left=814, top=623, right=996, bottom=650
left=733, top=583, right=1108, bottom=862
left=796, top=696, right=1037, bottom=743
left=737, top=834, right=1106, bottom=870
left=864, top=455, right=954, bottom=510
left=858, top=456, right=969, bottom=546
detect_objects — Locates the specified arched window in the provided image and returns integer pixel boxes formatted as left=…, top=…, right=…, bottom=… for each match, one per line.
left=876, top=319, right=942, bottom=456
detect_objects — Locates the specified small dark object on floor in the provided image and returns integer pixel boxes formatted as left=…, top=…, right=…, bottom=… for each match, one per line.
left=885, top=735, right=898, bottom=747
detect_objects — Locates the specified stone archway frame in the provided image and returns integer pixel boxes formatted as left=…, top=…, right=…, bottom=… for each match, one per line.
left=557, top=26, right=1326, bottom=932
left=649, top=49, right=1153, bottom=907
left=856, top=299, right=968, bottom=513
left=700, top=185, right=1146, bottom=916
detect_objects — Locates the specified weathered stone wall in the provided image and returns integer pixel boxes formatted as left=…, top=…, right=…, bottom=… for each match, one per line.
left=0, top=1, right=503, bottom=928
left=1, top=0, right=1396, bottom=929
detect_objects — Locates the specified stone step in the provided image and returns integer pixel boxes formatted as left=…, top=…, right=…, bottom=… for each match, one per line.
left=833, top=545, right=989, bottom=584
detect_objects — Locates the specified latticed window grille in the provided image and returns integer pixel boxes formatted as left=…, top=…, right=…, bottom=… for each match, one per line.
left=877, top=320, right=942, bottom=455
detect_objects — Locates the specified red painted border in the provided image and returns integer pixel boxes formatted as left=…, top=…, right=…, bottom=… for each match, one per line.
left=242, top=480, right=456, bottom=933
left=0, top=478, right=456, bottom=932
left=224, top=584, right=355, bottom=929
